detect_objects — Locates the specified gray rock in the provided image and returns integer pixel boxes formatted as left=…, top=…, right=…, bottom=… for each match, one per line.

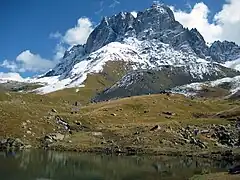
left=0, top=138, right=25, bottom=150
left=51, top=108, right=58, bottom=113
left=92, top=132, right=103, bottom=136
left=162, top=111, right=176, bottom=116
left=150, top=125, right=161, bottom=131
left=22, top=122, right=27, bottom=126
left=74, top=121, right=82, bottom=126
left=45, top=133, right=65, bottom=142
left=111, top=113, right=117, bottom=116
left=201, top=130, right=210, bottom=134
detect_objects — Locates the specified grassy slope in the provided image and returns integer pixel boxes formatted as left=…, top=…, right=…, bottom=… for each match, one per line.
left=196, top=86, right=230, bottom=98
left=0, top=92, right=70, bottom=145
left=46, top=61, right=130, bottom=105
left=49, top=94, right=239, bottom=154
left=0, top=88, right=240, bottom=154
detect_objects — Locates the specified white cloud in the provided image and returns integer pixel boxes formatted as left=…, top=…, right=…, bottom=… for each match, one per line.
left=131, top=11, right=138, bottom=18
left=53, top=43, right=66, bottom=61
left=63, top=18, right=94, bottom=46
left=171, top=3, right=222, bottom=43
left=2, top=17, right=94, bottom=74
left=50, top=17, right=94, bottom=61
left=172, top=0, right=240, bottom=44
left=0, top=72, right=25, bottom=82
left=224, top=58, right=240, bottom=71
left=2, top=50, right=57, bottom=73
left=213, top=0, right=240, bottom=44
left=1, top=60, right=18, bottom=72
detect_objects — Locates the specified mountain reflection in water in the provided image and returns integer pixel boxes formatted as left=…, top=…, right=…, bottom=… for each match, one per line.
left=0, top=150, right=233, bottom=180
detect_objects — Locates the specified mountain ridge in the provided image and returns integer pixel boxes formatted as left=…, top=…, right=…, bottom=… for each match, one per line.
left=2, top=2, right=240, bottom=97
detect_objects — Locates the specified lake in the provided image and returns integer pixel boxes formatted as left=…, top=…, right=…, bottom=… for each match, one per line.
left=0, top=150, right=233, bottom=180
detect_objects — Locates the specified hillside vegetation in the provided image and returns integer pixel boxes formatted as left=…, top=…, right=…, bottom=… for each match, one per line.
left=1, top=90, right=240, bottom=157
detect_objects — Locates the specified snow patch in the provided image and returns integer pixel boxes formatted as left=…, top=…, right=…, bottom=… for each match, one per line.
left=131, top=11, right=138, bottom=18
left=31, top=37, right=235, bottom=94
left=224, top=58, right=240, bottom=71
left=0, top=72, right=26, bottom=83
left=172, top=75, right=240, bottom=96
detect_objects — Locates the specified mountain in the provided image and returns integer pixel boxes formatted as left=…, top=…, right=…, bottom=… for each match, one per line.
left=17, top=3, right=240, bottom=98
left=209, top=41, right=240, bottom=62
left=93, top=65, right=239, bottom=102
left=171, top=75, right=240, bottom=99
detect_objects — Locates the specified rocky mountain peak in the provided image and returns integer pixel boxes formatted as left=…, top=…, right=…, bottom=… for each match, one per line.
left=54, top=3, right=240, bottom=69
left=63, top=44, right=85, bottom=59
left=85, top=2, right=182, bottom=54
left=34, top=3, right=240, bottom=94
left=85, top=11, right=136, bottom=54
left=209, top=40, right=240, bottom=62
left=150, top=1, right=175, bottom=21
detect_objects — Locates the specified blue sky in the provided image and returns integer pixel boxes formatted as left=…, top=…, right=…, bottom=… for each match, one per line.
left=0, top=0, right=238, bottom=78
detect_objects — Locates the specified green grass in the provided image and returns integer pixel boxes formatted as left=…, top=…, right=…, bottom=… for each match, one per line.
left=46, top=61, right=130, bottom=105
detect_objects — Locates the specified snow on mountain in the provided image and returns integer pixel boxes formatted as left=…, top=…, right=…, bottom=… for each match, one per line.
left=172, top=75, right=240, bottom=96
left=224, top=58, right=240, bottom=71
left=33, top=36, right=230, bottom=94
left=11, top=3, right=240, bottom=94
left=0, top=72, right=26, bottom=83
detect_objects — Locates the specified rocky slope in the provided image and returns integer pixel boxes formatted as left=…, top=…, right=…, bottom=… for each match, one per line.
left=93, top=65, right=239, bottom=102
left=5, top=2, right=240, bottom=97
left=171, top=75, right=240, bottom=98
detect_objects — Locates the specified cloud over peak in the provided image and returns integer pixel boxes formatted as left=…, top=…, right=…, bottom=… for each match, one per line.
left=172, top=0, right=240, bottom=44
left=63, top=18, right=94, bottom=46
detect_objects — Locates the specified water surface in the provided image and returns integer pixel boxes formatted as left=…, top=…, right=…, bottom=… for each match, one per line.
left=0, top=150, right=232, bottom=180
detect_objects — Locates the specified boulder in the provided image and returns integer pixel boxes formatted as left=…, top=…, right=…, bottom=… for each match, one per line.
left=74, top=101, right=81, bottom=106
left=22, top=122, right=27, bottom=126
left=51, top=108, right=58, bottom=113
left=0, top=138, right=25, bottom=150
left=92, top=132, right=103, bottom=136
left=201, top=129, right=210, bottom=134
left=162, top=111, right=176, bottom=116
left=74, top=121, right=82, bottom=126
left=190, top=137, right=207, bottom=148
left=150, top=125, right=161, bottom=131
left=45, top=133, right=65, bottom=142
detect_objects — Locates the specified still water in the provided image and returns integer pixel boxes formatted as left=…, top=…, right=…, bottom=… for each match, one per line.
left=0, top=150, right=233, bottom=180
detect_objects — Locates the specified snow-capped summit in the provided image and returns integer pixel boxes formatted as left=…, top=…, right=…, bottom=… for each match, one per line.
left=32, top=3, right=240, bottom=94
